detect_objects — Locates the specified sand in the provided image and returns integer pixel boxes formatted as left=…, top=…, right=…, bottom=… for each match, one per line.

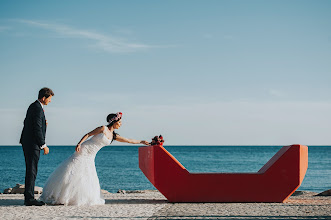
left=0, top=191, right=330, bottom=220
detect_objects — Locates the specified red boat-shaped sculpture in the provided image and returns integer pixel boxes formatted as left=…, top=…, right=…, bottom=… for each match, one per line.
left=139, top=144, right=308, bottom=203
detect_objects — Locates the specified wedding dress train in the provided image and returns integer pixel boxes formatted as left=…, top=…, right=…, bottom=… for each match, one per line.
left=40, top=132, right=112, bottom=205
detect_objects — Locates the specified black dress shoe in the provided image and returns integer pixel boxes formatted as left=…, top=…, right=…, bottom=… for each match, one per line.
left=24, top=199, right=46, bottom=206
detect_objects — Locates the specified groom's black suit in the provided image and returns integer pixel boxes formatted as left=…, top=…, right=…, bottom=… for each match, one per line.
left=20, top=100, right=47, bottom=202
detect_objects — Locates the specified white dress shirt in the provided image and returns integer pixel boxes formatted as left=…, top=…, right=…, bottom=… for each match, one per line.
left=37, top=100, right=47, bottom=150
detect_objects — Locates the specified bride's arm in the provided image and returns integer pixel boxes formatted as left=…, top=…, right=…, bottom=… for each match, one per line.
left=116, top=135, right=149, bottom=145
left=76, top=126, right=104, bottom=152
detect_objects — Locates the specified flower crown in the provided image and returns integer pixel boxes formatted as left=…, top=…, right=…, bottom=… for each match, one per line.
left=108, top=112, right=122, bottom=124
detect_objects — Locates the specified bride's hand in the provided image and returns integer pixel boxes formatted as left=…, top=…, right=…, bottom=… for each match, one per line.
left=76, top=144, right=81, bottom=152
left=140, top=140, right=150, bottom=145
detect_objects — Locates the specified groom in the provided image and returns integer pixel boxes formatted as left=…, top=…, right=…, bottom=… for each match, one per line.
left=20, top=87, right=54, bottom=206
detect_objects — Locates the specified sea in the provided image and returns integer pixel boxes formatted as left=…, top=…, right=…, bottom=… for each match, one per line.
left=0, top=145, right=330, bottom=194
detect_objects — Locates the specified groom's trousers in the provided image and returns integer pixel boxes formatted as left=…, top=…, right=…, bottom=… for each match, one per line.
left=22, top=146, right=40, bottom=201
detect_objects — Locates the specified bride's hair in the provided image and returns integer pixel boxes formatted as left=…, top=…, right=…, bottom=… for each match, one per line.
left=107, top=113, right=118, bottom=127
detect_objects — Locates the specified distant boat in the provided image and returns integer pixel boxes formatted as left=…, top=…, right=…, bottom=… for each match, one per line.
left=139, top=144, right=308, bottom=203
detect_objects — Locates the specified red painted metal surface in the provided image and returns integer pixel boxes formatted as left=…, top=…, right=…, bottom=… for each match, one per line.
left=139, top=145, right=308, bottom=203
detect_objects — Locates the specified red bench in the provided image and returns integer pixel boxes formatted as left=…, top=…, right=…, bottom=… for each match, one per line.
left=139, top=144, right=308, bottom=203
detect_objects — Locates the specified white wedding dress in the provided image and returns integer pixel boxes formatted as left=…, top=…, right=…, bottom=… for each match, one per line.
left=40, top=132, right=112, bottom=206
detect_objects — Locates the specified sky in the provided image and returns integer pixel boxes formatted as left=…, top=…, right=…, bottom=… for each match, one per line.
left=0, top=0, right=330, bottom=146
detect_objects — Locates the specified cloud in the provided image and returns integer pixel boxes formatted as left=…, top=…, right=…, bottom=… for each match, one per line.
left=0, top=26, right=11, bottom=32
left=202, top=33, right=234, bottom=40
left=15, top=19, right=164, bottom=53
left=268, top=89, right=284, bottom=98
left=203, top=33, right=214, bottom=39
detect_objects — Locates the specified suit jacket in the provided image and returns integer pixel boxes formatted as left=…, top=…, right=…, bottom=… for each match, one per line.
left=20, top=100, right=47, bottom=150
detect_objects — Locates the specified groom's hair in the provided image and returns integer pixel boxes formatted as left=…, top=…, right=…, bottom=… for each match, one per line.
left=38, top=87, right=54, bottom=99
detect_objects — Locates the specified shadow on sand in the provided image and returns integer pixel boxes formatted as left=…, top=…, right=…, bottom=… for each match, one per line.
left=105, top=199, right=167, bottom=205
left=0, top=198, right=167, bottom=206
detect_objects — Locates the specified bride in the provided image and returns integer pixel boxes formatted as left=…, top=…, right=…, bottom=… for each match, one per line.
left=39, top=112, right=149, bottom=205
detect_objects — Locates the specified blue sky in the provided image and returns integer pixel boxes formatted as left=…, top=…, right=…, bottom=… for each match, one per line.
left=0, top=0, right=330, bottom=145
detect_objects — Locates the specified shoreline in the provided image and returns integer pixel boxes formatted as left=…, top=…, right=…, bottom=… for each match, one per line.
left=2, top=186, right=330, bottom=195
left=1, top=190, right=330, bottom=220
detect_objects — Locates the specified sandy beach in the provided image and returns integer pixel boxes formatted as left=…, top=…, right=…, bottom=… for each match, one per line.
left=0, top=190, right=330, bottom=220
